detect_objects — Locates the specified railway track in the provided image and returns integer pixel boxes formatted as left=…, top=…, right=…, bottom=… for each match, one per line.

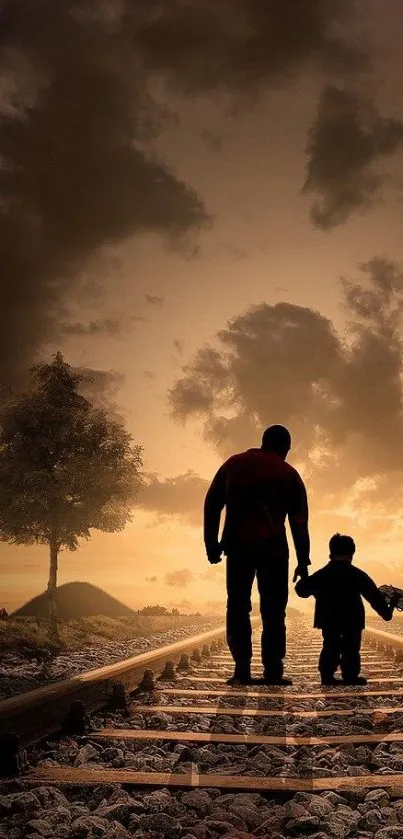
left=3, top=615, right=403, bottom=837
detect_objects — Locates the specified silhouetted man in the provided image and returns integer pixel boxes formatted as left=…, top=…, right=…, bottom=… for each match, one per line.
left=204, top=425, right=310, bottom=685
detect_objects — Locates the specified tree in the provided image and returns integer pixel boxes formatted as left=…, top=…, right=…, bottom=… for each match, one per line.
left=0, top=352, right=143, bottom=642
left=138, top=605, right=169, bottom=616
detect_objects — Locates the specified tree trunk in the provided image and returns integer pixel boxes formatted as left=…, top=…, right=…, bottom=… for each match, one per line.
left=47, top=535, right=60, bottom=644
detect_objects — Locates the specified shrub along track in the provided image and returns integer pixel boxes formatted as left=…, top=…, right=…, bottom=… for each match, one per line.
left=2, top=617, right=403, bottom=797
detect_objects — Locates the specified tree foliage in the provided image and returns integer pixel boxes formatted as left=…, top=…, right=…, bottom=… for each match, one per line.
left=138, top=605, right=170, bottom=616
left=0, top=352, right=143, bottom=551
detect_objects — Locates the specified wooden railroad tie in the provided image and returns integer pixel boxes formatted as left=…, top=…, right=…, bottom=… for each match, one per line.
left=95, top=728, right=403, bottom=747
left=130, top=703, right=403, bottom=718
left=20, top=767, right=403, bottom=794
left=150, top=686, right=403, bottom=700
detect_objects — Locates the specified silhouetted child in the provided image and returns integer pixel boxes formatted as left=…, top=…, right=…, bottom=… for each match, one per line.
left=295, top=533, right=398, bottom=685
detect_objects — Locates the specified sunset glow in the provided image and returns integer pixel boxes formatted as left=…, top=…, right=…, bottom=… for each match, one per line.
left=2, top=1, right=403, bottom=614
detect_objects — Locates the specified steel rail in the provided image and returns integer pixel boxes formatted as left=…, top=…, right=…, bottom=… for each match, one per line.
left=0, top=623, right=228, bottom=745
left=365, top=625, right=403, bottom=647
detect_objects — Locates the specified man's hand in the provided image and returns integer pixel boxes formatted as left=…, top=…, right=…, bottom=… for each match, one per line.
left=293, top=564, right=309, bottom=583
left=207, top=544, right=223, bottom=565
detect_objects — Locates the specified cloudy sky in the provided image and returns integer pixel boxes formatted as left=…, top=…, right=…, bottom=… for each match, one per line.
left=2, top=0, right=403, bottom=612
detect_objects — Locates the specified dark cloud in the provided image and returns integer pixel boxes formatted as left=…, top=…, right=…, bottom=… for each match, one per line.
left=303, top=86, right=403, bottom=229
left=169, top=257, right=403, bottom=535
left=63, top=319, right=122, bottom=337
left=76, top=366, right=125, bottom=399
left=169, top=346, right=230, bottom=422
left=145, top=293, right=164, bottom=306
left=170, top=302, right=341, bottom=453
left=137, top=470, right=208, bottom=525
left=164, top=569, right=194, bottom=587
left=146, top=575, right=158, bottom=583
left=136, top=0, right=364, bottom=95
left=0, top=0, right=205, bottom=388
left=61, top=315, right=146, bottom=337
left=0, top=0, right=366, bottom=388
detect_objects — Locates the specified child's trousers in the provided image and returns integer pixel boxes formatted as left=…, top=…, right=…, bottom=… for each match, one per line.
left=319, top=628, right=362, bottom=680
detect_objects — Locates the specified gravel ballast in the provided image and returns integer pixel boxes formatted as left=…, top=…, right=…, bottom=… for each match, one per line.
left=27, top=731, right=403, bottom=778
left=0, top=619, right=222, bottom=701
left=2, top=784, right=403, bottom=839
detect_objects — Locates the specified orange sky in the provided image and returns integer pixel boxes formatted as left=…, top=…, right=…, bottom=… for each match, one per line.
left=2, top=1, right=403, bottom=613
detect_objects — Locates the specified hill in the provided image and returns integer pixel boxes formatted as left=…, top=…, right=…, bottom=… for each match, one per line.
left=12, top=581, right=135, bottom=619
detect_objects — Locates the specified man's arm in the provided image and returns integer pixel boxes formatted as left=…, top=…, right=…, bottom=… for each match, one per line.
left=203, top=463, right=227, bottom=563
left=288, top=471, right=311, bottom=582
left=359, top=571, right=395, bottom=621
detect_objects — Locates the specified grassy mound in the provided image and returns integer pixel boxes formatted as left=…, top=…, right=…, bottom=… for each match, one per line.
left=12, top=581, right=135, bottom=619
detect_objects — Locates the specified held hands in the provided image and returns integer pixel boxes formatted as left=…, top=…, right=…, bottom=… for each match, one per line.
left=293, top=564, right=309, bottom=583
left=207, top=543, right=223, bottom=564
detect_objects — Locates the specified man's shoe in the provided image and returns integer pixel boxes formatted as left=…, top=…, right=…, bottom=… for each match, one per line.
left=226, top=665, right=252, bottom=686
left=342, top=675, right=367, bottom=686
left=227, top=673, right=252, bottom=685
left=321, top=676, right=341, bottom=686
left=258, top=675, right=293, bottom=686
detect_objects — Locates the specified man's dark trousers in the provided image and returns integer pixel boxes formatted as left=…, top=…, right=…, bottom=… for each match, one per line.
left=319, top=628, right=362, bottom=681
left=226, top=543, right=289, bottom=678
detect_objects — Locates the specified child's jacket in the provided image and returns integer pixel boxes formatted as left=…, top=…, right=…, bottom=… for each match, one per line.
left=295, top=561, right=393, bottom=630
